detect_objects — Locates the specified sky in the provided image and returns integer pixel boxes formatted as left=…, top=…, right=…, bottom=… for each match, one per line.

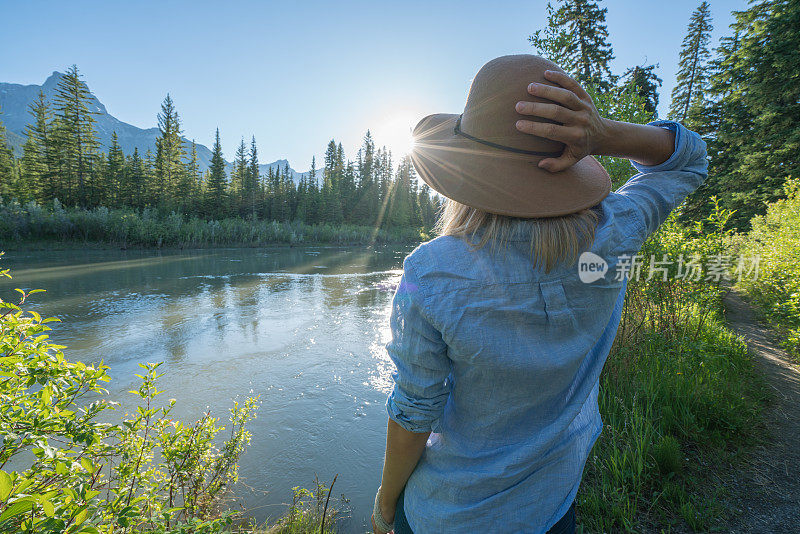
left=2, top=0, right=748, bottom=170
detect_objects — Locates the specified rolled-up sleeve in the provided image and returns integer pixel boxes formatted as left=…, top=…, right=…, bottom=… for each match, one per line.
left=615, top=120, right=708, bottom=240
left=385, top=257, right=451, bottom=433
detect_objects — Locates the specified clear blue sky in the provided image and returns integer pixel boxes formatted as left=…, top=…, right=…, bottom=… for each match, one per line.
left=2, top=0, right=747, bottom=170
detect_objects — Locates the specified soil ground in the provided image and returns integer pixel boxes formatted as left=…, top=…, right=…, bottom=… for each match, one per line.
left=717, top=290, right=800, bottom=532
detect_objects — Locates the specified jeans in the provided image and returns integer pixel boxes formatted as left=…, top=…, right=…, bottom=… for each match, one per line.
left=392, top=489, right=576, bottom=534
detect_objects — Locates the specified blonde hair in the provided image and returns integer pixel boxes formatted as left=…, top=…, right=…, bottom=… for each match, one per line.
left=434, top=198, right=600, bottom=272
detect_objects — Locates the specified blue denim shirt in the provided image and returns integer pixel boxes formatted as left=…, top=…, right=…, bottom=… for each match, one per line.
left=384, top=121, right=708, bottom=533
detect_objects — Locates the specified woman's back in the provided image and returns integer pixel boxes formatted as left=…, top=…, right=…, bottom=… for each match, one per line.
left=388, top=197, right=632, bottom=531
left=385, top=120, right=708, bottom=533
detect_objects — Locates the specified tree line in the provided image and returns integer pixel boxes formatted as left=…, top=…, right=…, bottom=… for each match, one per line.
left=530, top=0, right=798, bottom=229
left=1, top=0, right=797, bottom=232
left=0, top=66, right=438, bottom=230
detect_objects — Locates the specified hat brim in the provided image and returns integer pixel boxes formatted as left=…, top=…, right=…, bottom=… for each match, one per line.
left=410, top=113, right=611, bottom=218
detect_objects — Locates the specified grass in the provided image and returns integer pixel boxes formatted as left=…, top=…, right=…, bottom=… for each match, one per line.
left=575, top=205, right=770, bottom=532
left=579, top=308, right=767, bottom=532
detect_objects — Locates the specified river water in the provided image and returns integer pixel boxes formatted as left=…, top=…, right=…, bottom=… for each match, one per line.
left=0, top=245, right=417, bottom=532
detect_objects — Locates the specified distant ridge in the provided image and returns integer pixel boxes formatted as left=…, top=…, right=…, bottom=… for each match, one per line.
left=0, top=71, right=310, bottom=182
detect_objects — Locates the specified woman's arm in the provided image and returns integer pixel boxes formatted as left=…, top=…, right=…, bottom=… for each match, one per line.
left=514, top=70, right=708, bottom=241
left=514, top=70, right=675, bottom=171
left=372, top=420, right=430, bottom=532
left=374, top=258, right=451, bottom=533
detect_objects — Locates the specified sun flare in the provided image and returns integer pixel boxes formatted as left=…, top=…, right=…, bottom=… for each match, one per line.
left=372, top=113, right=418, bottom=157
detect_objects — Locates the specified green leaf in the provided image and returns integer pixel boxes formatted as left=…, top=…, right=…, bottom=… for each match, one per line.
left=0, top=470, right=11, bottom=501
left=41, top=498, right=55, bottom=517
left=80, top=457, right=95, bottom=474
left=72, top=507, right=88, bottom=526
left=0, top=498, right=35, bottom=524
left=15, top=479, right=33, bottom=494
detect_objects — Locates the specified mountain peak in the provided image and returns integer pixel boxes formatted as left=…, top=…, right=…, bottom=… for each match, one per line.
left=43, top=71, right=63, bottom=87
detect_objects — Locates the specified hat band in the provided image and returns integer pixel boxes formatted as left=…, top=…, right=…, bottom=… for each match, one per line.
left=454, top=115, right=563, bottom=158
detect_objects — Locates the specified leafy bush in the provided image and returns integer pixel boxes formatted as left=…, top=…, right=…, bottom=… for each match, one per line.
left=0, top=254, right=259, bottom=533
left=736, top=178, right=800, bottom=359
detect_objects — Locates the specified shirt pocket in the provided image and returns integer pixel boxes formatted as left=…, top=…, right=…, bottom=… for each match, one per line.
left=539, top=279, right=578, bottom=330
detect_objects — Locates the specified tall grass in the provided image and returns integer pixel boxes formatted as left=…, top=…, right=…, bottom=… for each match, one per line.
left=578, top=207, right=767, bottom=531
left=0, top=199, right=427, bottom=248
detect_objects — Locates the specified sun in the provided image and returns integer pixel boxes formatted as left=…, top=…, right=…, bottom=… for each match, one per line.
left=372, top=112, right=418, bottom=157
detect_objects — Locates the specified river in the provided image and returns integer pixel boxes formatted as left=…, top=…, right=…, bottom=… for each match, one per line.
left=0, top=245, right=418, bottom=532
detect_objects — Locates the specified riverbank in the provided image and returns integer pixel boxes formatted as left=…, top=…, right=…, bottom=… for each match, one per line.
left=0, top=238, right=422, bottom=252
left=1, top=208, right=779, bottom=532
left=0, top=201, right=429, bottom=249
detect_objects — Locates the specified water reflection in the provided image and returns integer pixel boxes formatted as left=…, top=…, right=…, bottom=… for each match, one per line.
left=0, top=245, right=412, bottom=532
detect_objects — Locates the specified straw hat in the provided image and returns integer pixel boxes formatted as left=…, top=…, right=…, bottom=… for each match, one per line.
left=410, top=54, right=611, bottom=218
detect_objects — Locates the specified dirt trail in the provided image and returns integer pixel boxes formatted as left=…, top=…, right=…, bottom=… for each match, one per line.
left=718, top=290, right=800, bottom=532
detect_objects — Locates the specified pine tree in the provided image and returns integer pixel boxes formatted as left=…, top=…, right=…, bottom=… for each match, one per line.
left=621, top=64, right=662, bottom=118
left=51, top=65, right=99, bottom=206
left=21, top=91, right=53, bottom=203
left=376, top=147, right=392, bottom=226
left=321, top=140, right=343, bottom=224
left=143, top=148, right=156, bottom=206
left=182, top=140, right=201, bottom=214
left=246, top=136, right=259, bottom=219
left=417, top=182, right=437, bottom=229
left=529, top=0, right=615, bottom=90
left=154, top=94, right=186, bottom=206
left=269, top=166, right=288, bottom=221
left=127, top=147, right=146, bottom=209
left=304, top=156, right=319, bottom=224
left=354, top=133, right=376, bottom=224
left=104, top=132, right=125, bottom=207
left=283, top=161, right=296, bottom=220
left=230, top=138, right=248, bottom=215
left=89, top=152, right=107, bottom=206
left=388, top=156, right=414, bottom=227
left=0, top=114, right=17, bottom=200
left=205, top=128, right=227, bottom=219
left=694, top=0, right=800, bottom=228
left=668, top=2, right=713, bottom=128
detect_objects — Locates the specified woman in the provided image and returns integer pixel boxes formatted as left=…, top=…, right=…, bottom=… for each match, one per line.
left=371, top=55, right=707, bottom=534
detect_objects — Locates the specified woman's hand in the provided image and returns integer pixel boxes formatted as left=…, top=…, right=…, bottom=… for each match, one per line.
left=514, top=70, right=610, bottom=173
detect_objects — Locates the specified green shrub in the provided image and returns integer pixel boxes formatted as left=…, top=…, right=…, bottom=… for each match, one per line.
left=0, top=253, right=259, bottom=533
left=259, top=476, right=345, bottom=534
left=736, top=177, right=800, bottom=359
